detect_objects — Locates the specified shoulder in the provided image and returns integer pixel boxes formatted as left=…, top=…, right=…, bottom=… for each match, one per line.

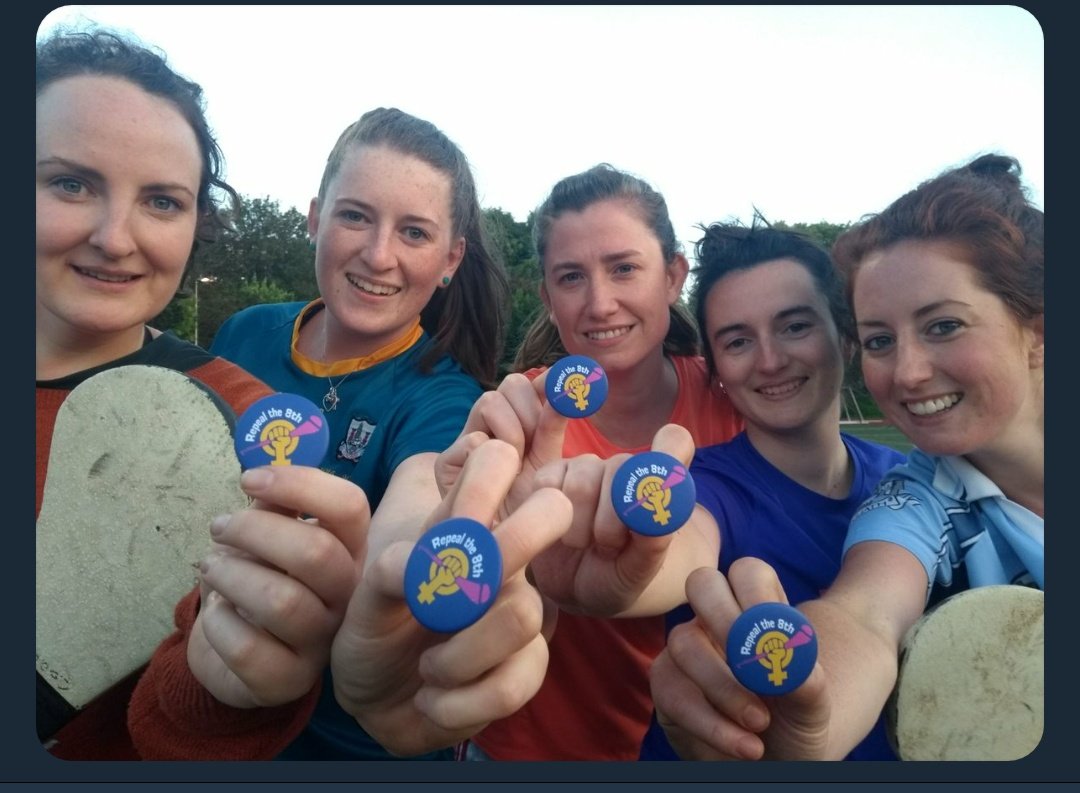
left=851, top=450, right=946, bottom=525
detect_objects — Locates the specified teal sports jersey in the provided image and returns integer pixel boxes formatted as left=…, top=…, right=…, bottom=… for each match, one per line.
left=211, top=301, right=482, bottom=760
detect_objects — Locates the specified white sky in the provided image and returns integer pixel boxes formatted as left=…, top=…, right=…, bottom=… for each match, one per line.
left=38, top=5, right=1044, bottom=253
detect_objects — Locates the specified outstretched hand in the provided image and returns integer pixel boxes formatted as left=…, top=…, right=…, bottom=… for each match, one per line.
left=188, top=465, right=368, bottom=708
left=331, top=438, right=573, bottom=757
left=650, top=558, right=832, bottom=760
left=526, top=423, right=712, bottom=617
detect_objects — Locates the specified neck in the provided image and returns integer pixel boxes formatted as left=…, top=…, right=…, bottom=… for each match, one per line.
left=36, top=319, right=148, bottom=381
left=588, top=352, right=679, bottom=449
left=745, top=410, right=853, bottom=499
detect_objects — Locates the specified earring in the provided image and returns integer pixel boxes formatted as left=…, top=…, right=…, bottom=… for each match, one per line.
left=308, top=239, right=316, bottom=251
left=441, top=276, right=451, bottom=287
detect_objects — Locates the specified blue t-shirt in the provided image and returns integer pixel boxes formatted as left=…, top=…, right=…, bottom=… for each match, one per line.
left=639, top=431, right=905, bottom=761
left=212, top=302, right=482, bottom=760
left=844, top=449, right=1044, bottom=602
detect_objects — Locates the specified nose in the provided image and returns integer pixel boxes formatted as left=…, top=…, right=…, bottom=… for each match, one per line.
left=361, top=225, right=396, bottom=273
left=584, top=279, right=618, bottom=318
left=893, top=338, right=934, bottom=389
left=756, top=337, right=789, bottom=374
left=88, top=202, right=137, bottom=259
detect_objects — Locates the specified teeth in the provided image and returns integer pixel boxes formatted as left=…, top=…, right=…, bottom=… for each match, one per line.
left=906, top=394, right=961, bottom=416
left=76, top=267, right=136, bottom=283
left=759, top=380, right=802, bottom=397
left=586, top=327, right=630, bottom=340
left=347, top=274, right=399, bottom=296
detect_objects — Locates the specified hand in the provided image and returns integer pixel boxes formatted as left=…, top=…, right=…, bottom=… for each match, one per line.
left=188, top=465, right=368, bottom=708
left=434, top=372, right=566, bottom=517
left=651, top=559, right=832, bottom=760
left=525, top=423, right=703, bottom=616
left=331, top=438, right=573, bottom=757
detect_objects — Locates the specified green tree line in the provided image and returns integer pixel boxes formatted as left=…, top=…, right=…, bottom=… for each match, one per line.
left=154, top=197, right=879, bottom=417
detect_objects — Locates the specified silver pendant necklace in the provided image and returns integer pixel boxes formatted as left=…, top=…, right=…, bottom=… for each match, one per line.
left=322, top=371, right=355, bottom=412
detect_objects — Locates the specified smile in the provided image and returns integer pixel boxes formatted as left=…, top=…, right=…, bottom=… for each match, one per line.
left=585, top=326, right=631, bottom=341
left=74, top=265, right=138, bottom=283
left=757, top=379, right=805, bottom=397
left=347, top=274, right=400, bottom=296
left=905, top=393, right=962, bottom=416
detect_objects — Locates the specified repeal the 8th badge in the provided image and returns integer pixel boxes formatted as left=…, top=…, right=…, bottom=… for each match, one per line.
left=546, top=355, right=608, bottom=418
left=405, top=518, right=503, bottom=633
left=234, top=393, right=330, bottom=470
left=611, top=451, right=695, bottom=536
left=726, top=603, right=817, bottom=696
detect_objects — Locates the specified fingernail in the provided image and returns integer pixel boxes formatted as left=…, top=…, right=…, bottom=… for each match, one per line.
left=210, top=514, right=229, bottom=537
left=240, top=468, right=271, bottom=490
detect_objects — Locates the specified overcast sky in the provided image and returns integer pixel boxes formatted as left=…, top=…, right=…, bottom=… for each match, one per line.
left=38, top=5, right=1044, bottom=252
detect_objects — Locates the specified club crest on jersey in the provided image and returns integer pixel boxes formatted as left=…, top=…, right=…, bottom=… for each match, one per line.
left=337, top=417, right=376, bottom=462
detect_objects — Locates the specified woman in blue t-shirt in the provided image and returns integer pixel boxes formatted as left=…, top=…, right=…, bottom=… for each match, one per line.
left=640, top=217, right=905, bottom=760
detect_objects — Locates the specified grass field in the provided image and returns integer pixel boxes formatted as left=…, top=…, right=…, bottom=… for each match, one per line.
left=840, top=421, right=914, bottom=454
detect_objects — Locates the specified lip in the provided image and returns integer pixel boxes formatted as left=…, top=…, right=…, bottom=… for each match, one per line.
left=346, top=273, right=401, bottom=297
left=72, top=264, right=142, bottom=286
left=583, top=325, right=633, bottom=344
left=902, top=393, right=963, bottom=417
left=754, top=377, right=806, bottom=399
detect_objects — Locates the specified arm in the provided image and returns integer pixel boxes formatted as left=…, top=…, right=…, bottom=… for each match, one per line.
left=330, top=439, right=573, bottom=756
left=652, top=545, right=927, bottom=760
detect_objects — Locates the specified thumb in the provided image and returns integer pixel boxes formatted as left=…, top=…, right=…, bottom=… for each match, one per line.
left=527, top=369, right=569, bottom=468
left=651, top=423, right=695, bottom=467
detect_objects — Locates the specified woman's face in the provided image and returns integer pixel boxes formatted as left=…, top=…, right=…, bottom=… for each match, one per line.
left=704, top=258, right=845, bottom=436
left=309, top=144, right=464, bottom=356
left=540, top=198, right=686, bottom=376
left=853, top=239, right=1043, bottom=459
left=36, top=75, right=202, bottom=342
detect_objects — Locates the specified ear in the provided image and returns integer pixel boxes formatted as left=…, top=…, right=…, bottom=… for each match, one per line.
left=443, top=236, right=466, bottom=281
left=1026, top=313, right=1044, bottom=369
left=307, top=198, right=320, bottom=239
left=666, top=253, right=690, bottom=305
left=539, top=281, right=555, bottom=323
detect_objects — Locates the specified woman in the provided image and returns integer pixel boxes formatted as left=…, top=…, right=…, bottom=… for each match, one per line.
left=640, top=218, right=905, bottom=760
left=445, top=164, right=743, bottom=760
left=35, top=28, right=274, bottom=758
left=651, top=154, right=1043, bottom=760
left=196, top=107, right=510, bottom=760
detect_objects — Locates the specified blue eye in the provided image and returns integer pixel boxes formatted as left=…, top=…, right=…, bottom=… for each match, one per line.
left=404, top=227, right=427, bottom=241
left=150, top=195, right=182, bottom=212
left=52, top=177, right=86, bottom=196
left=928, top=319, right=963, bottom=337
left=861, top=334, right=894, bottom=352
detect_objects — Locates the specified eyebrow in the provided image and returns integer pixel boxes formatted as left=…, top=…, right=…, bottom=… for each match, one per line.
left=712, top=304, right=818, bottom=337
left=549, top=249, right=645, bottom=271
left=856, top=299, right=973, bottom=328
left=37, top=156, right=198, bottom=199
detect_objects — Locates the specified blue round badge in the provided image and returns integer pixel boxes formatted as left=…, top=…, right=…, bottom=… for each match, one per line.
left=726, top=602, right=817, bottom=696
left=405, top=517, right=503, bottom=633
left=233, top=393, right=330, bottom=470
left=545, top=355, right=608, bottom=418
left=610, top=451, right=696, bottom=536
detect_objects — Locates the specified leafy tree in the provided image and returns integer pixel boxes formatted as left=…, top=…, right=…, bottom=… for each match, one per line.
left=483, top=207, right=542, bottom=372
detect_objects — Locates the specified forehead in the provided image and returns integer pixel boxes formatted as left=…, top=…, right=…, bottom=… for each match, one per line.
left=328, top=144, right=453, bottom=210
left=545, top=199, right=661, bottom=261
left=853, top=239, right=987, bottom=312
left=37, top=75, right=201, bottom=182
left=705, top=258, right=825, bottom=325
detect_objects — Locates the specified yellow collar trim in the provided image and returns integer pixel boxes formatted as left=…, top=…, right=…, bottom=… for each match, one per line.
left=290, top=299, right=423, bottom=377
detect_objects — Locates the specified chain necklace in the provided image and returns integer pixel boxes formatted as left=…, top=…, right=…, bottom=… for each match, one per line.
left=322, top=371, right=356, bottom=412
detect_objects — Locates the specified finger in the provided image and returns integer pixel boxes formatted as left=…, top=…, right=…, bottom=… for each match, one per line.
left=198, top=589, right=315, bottom=703
left=425, top=439, right=523, bottom=528
left=651, top=422, right=695, bottom=466
left=238, top=466, right=371, bottom=562
left=652, top=646, right=763, bottom=760
left=414, top=632, right=550, bottom=731
left=198, top=551, right=341, bottom=646
left=417, top=574, right=543, bottom=688
left=684, top=565, right=751, bottom=649
left=527, top=369, right=570, bottom=468
left=461, top=377, right=536, bottom=457
left=490, top=485, right=573, bottom=580
left=435, top=431, right=489, bottom=491
left=209, top=510, right=358, bottom=608
left=534, top=455, right=606, bottom=550
left=665, top=616, right=771, bottom=735
left=726, top=556, right=791, bottom=608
